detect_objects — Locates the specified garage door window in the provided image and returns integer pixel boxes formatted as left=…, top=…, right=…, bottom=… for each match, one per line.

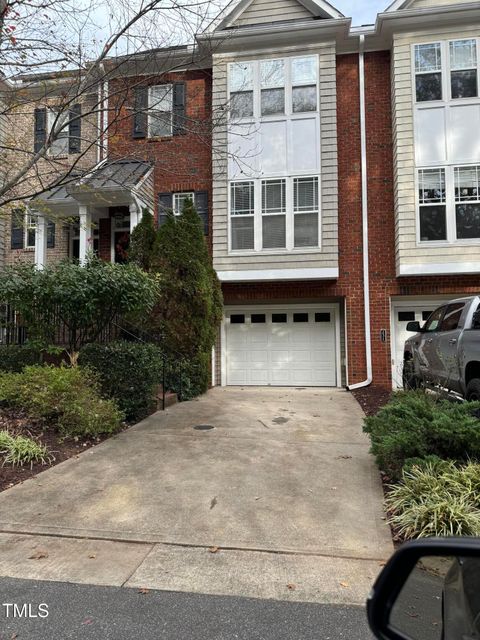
left=230, top=314, right=245, bottom=324
left=272, top=313, right=287, bottom=323
left=251, top=314, right=266, bottom=323
left=293, top=313, right=309, bottom=322
left=315, top=313, right=331, bottom=322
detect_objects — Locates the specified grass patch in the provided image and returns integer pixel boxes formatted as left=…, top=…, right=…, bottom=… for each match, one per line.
left=0, top=430, right=53, bottom=468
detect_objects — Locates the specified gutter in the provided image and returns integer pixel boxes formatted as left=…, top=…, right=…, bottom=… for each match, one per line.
left=348, top=34, right=373, bottom=391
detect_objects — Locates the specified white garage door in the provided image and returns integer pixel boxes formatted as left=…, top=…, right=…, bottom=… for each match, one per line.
left=226, top=308, right=337, bottom=386
left=391, top=302, right=446, bottom=388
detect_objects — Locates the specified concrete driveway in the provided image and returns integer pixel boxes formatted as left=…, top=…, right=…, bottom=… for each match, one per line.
left=0, top=387, right=393, bottom=604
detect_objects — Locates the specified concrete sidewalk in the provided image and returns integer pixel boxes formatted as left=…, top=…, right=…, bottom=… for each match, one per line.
left=0, top=387, right=393, bottom=604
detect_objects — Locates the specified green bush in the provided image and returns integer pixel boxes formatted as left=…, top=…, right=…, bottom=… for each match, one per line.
left=0, top=365, right=123, bottom=437
left=0, top=430, right=53, bottom=467
left=165, top=352, right=210, bottom=401
left=0, top=345, right=41, bottom=372
left=79, top=341, right=164, bottom=421
left=363, top=391, right=480, bottom=480
left=385, top=460, right=480, bottom=539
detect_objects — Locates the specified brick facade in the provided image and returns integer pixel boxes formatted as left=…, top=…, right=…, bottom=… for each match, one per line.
left=107, top=70, right=212, bottom=242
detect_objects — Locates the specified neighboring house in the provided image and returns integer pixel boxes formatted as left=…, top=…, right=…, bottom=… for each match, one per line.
left=2, top=0, right=480, bottom=391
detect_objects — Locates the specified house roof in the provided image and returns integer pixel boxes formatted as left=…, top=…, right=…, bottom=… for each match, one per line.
left=207, top=0, right=344, bottom=32
left=33, top=160, right=153, bottom=208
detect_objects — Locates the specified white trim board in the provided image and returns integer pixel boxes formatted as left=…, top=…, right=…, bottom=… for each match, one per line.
left=217, top=267, right=338, bottom=282
left=398, top=262, right=480, bottom=276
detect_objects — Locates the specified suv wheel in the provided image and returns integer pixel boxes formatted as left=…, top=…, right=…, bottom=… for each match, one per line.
left=466, top=379, right=480, bottom=401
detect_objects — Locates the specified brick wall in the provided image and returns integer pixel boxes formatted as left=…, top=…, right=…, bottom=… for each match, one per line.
left=222, top=51, right=480, bottom=390
left=107, top=70, right=213, bottom=245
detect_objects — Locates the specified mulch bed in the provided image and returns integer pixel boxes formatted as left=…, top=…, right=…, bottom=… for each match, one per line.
left=351, top=386, right=393, bottom=417
left=0, top=408, right=122, bottom=493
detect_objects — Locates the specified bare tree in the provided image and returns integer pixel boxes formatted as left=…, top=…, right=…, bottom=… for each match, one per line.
left=0, top=0, right=224, bottom=209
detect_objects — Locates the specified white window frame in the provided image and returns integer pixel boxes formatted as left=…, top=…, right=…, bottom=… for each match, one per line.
left=228, top=176, right=320, bottom=254
left=148, top=84, right=173, bottom=138
left=47, top=109, right=69, bottom=157
left=25, top=213, right=36, bottom=249
left=173, top=191, right=195, bottom=216
left=412, top=38, right=480, bottom=106
left=416, top=164, right=480, bottom=245
left=228, top=54, right=319, bottom=122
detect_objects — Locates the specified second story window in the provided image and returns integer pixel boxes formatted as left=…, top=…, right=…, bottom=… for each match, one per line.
left=25, top=213, right=37, bottom=249
left=262, top=179, right=286, bottom=249
left=230, top=63, right=254, bottom=119
left=418, top=168, right=446, bottom=241
left=47, top=110, right=69, bottom=157
left=293, top=177, right=319, bottom=247
left=148, top=85, right=173, bottom=137
left=450, top=39, right=478, bottom=99
left=173, top=192, right=195, bottom=215
left=455, top=166, right=480, bottom=239
left=415, top=43, right=442, bottom=102
left=230, top=181, right=255, bottom=250
left=292, top=57, right=317, bottom=112
left=33, top=105, right=81, bottom=155
left=260, top=60, right=285, bottom=116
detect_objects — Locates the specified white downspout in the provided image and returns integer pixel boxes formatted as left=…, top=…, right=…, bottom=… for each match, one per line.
left=348, top=34, right=373, bottom=390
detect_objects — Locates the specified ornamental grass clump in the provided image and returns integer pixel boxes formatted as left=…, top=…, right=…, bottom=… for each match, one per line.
left=0, top=430, right=53, bottom=468
left=385, top=460, right=480, bottom=539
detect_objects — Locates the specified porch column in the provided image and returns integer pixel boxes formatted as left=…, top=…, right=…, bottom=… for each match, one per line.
left=129, top=202, right=139, bottom=233
left=34, top=213, right=48, bottom=270
left=79, top=205, right=92, bottom=266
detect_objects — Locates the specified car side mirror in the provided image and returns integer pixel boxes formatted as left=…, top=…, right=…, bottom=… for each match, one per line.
left=406, top=321, right=423, bottom=333
left=367, top=537, right=480, bottom=640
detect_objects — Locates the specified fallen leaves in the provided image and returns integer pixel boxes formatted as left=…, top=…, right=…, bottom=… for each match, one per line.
left=339, top=581, right=350, bottom=588
left=88, top=553, right=96, bottom=559
left=208, top=546, right=220, bottom=554
left=138, top=588, right=150, bottom=595
left=335, top=455, right=352, bottom=460
left=286, top=583, right=296, bottom=591
left=28, top=550, right=48, bottom=560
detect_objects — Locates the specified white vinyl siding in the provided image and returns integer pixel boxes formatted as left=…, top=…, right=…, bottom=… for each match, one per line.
left=213, top=46, right=338, bottom=277
left=392, top=25, right=480, bottom=276
left=233, top=0, right=313, bottom=27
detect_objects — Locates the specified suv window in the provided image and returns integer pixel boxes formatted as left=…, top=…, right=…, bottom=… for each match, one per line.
left=424, top=306, right=446, bottom=332
left=472, top=303, right=480, bottom=330
left=440, top=302, right=465, bottom=332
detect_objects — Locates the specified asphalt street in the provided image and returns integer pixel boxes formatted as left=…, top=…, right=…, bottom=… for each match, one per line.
left=0, top=577, right=374, bottom=640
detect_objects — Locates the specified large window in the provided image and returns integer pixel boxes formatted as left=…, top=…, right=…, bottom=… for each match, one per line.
left=25, top=213, right=37, bottom=249
left=414, top=39, right=479, bottom=102
left=230, top=177, right=319, bottom=252
left=148, top=85, right=173, bottom=137
left=418, top=165, right=480, bottom=243
left=228, top=55, right=318, bottom=120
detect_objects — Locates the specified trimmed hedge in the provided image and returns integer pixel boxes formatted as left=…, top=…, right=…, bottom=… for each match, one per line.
left=165, top=351, right=210, bottom=401
left=79, top=341, right=164, bottom=422
left=0, top=345, right=41, bottom=372
left=0, top=365, right=123, bottom=437
left=363, top=391, right=480, bottom=480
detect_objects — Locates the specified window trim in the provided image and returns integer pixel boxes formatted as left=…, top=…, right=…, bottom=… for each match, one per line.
left=228, top=176, right=321, bottom=254
left=412, top=38, right=480, bottom=106
left=173, top=192, right=195, bottom=216
left=46, top=108, right=69, bottom=158
left=24, top=213, right=36, bottom=249
left=147, top=84, right=173, bottom=138
left=416, top=164, right=480, bottom=246
left=227, top=54, right=319, bottom=123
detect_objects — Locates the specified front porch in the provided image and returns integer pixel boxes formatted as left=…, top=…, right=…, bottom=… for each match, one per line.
left=30, top=159, right=154, bottom=267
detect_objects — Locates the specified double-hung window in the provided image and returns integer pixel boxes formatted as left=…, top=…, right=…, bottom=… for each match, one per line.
left=293, top=177, right=319, bottom=247
left=262, top=179, right=286, bottom=249
left=230, top=63, right=254, bottom=120
left=231, top=181, right=255, bottom=250
left=173, top=192, right=195, bottom=215
left=450, top=39, right=478, bottom=99
left=148, top=85, right=173, bottom=137
left=292, top=57, right=317, bottom=112
left=415, top=43, right=442, bottom=102
left=25, top=213, right=37, bottom=249
left=47, top=109, right=69, bottom=156
left=455, top=166, right=480, bottom=239
left=418, top=169, right=446, bottom=242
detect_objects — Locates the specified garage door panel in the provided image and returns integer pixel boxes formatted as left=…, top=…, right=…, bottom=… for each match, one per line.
left=226, top=308, right=337, bottom=387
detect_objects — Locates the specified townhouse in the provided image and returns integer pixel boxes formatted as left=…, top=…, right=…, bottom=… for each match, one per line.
left=1, top=0, right=479, bottom=391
